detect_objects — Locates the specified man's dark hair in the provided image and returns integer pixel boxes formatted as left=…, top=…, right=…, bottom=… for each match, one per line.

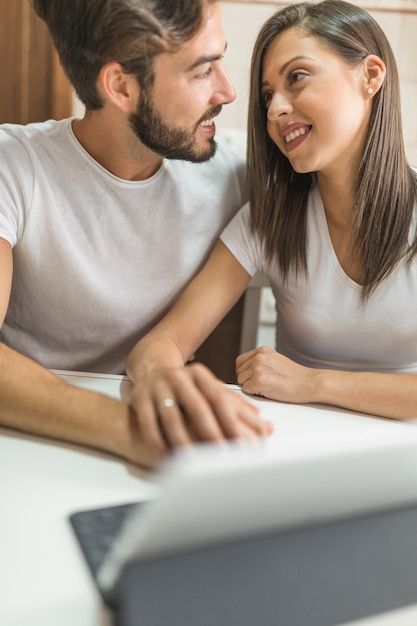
left=32, top=0, right=216, bottom=110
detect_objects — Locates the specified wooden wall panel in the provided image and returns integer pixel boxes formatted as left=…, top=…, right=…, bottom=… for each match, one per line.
left=0, top=0, right=72, bottom=124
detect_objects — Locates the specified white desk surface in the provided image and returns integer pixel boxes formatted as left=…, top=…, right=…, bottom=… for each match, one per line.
left=1, top=370, right=417, bottom=626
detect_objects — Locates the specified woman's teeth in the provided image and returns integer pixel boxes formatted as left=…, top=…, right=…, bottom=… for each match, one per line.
left=285, top=126, right=310, bottom=144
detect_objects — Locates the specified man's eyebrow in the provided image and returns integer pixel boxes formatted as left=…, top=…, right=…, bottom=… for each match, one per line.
left=186, top=43, right=228, bottom=72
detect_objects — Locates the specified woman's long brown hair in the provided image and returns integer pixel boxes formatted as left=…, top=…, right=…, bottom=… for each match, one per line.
left=247, top=0, right=417, bottom=299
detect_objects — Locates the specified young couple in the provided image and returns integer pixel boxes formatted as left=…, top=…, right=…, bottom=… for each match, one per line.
left=1, top=0, right=416, bottom=467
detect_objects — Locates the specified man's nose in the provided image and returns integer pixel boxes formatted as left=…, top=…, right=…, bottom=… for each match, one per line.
left=212, top=66, right=236, bottom=105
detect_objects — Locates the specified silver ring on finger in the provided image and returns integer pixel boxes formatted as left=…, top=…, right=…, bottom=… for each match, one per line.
left=160, top=398, right=175, bottom=411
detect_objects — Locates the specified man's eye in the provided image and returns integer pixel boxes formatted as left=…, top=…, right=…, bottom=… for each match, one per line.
left=196, top=66, right=213, bottom=79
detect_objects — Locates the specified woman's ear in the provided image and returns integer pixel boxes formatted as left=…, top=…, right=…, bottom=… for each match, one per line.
left=97, top=61, right=140, bottom=112
left=363, top=54, right=386, bottom=97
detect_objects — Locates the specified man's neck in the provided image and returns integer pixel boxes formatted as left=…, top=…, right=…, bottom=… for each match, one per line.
left=72, top=110, right=163, bottom=181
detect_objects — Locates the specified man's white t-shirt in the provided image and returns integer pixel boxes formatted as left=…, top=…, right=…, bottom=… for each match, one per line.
left=221, top=185, right=417, bottom=373
left=0, top=118, right=247, bottom=373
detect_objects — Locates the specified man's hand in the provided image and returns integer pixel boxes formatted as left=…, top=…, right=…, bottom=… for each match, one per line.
left=128, top=362, right=273, bottom=457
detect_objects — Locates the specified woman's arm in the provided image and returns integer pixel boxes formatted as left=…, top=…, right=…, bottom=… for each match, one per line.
left=127, top=241, right=251, bottom=371
left=236, top=346, right=417, bottom=419
left=126, top=241, right=272, bottom=454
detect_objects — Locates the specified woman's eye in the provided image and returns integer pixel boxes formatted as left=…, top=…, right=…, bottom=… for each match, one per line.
left=262, top=91, right=273, bottom=108
left=288, top=70, right=308, bottom=85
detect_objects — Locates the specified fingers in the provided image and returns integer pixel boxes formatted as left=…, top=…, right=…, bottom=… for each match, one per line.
left=129, top=391, right=170, bottom=457
left=187, top=364, right=264, bottom=440
left=128, top=363, right=268, bottom=458
left=236, top=346, right=272, bottom=388
left=235, top=348, right=257, bottom=372
left=130, top=376, right=199, bottom=457
left=236, top=347, right=313, bottom=404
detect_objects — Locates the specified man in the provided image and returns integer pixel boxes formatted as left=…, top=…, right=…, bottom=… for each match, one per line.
left=0, top=0, right=266, bottom=468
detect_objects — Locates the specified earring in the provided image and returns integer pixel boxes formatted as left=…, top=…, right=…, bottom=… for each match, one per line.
left=367, top=87, right=374, bottom=94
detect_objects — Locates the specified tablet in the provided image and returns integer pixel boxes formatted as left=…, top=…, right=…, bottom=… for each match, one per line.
left=81, top=422, right=417, bottom=599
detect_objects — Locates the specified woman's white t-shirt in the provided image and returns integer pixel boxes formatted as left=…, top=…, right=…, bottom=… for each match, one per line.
left=221, top=185, right=417, bottom=373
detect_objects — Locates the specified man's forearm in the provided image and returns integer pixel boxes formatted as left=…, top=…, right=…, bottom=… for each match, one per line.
left=0, top=343, right=157, bottom=467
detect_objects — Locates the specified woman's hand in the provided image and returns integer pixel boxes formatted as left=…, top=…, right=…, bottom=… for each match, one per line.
left=236, top=346, right=316, bottom=404
left=128, top=362, right=273, bottom=459
left=237, top=347, right=417, bottom=421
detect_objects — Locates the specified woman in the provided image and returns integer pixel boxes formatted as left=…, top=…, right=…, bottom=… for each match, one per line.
left=127, top=0, right=417, bottom=455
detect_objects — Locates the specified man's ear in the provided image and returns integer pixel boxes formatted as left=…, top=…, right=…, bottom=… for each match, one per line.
left=98, top=61, right=140, bottom=112
left=363, top=54, right=386, bottom=97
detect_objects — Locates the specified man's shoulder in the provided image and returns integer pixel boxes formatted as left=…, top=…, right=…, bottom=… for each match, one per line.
left=207, top=137, right=245, bottom=171
left=168, top=137, right=245, bottom=182
left=163, top=138, right=247, bottom=210
left=0, top=118, right=71, bottom=146
left=0, top=119, right=76, bottom=187
left=204, top=139, right=246, bottom=199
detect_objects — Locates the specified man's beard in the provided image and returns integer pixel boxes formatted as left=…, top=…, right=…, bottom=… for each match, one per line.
left=129, top=90, right=221, bottom=163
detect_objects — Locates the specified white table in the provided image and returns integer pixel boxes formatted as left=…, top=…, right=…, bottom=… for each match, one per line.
left=1, top=371, right=417, bottom=626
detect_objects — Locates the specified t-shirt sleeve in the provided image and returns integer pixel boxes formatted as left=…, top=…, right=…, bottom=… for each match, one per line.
left=0, top=172, right=18, bottom=247
left=220, top=202, right=263, bottom=277
left=0, top=128, right=34, bottom=247
left=0, top=201, right=19, bottom=247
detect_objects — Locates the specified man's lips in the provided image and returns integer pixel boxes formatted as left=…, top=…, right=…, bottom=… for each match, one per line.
left=198, top=105, right=222, bottom=129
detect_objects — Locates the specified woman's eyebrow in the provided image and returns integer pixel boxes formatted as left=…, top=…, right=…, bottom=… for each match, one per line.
left=278, top=55, right=314, bottom=75
left=261, top=54, right=315, bottom=88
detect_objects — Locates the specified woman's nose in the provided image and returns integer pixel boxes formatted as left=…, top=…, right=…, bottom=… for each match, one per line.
left=267, top=92, right=292, bottom=120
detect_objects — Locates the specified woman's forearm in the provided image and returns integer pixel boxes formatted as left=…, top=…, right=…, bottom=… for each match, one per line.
left=237, top=347, right=417, bottom=420
left=312, top=369, right=417, bottom=420
left=126, top=332, right=187, bottom=383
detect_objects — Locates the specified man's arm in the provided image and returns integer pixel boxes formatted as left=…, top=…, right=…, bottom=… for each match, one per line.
left=0, top=237, right=12, bottom=319
left=0, top=238, right=157, bottom=467
left=0, top=239, right=269, bottom=467
left=0, top=343, right=158, bottom=466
